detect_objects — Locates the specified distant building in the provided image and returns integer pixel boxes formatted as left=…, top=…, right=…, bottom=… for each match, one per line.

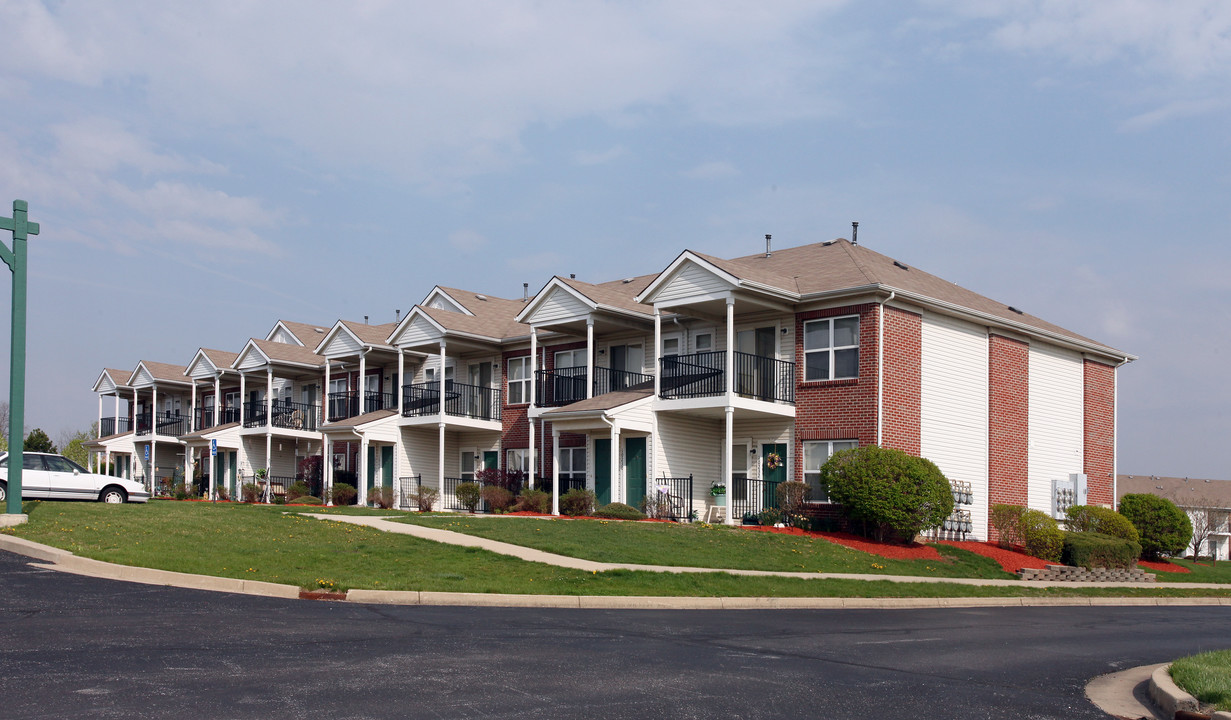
left=1117, top=474, right=1231, bottom=560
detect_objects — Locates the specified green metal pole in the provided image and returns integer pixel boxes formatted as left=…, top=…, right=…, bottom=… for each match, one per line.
left=0, top=200, right=37, bottom=515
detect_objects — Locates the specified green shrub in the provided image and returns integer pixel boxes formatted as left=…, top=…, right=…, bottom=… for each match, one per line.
left=410, top=487, right=438, bottom=512
left=820, top=446, right=953, bottom=542
left=775, top=481, right=811, bottom=517
left=990, top=504, right=1026, bottom=548
left=786, top=513, right=812, bottom=531
left=369, top=486, right=394, bottom=510
left=1018, top=509, right=1064, bottom=562
left=286, top=482, right=311, bottom=502
left=514, top=489, right=551, bottom=514
left=560, top=488, right=596, bottom=517
left=1061, top=531, right=1142, bottom=570
left=480, top=485, right=515, bottom=513
left=241, top=482, right=261, bottom=503
left=330, top=482, right=357, bottom=506
left=172, top=482, right=192, bottom=501
left=291, top=495, right=323, bottom=505
left=1118, top=493, right=1193, bottom=560
left=758, top=507, right=783, bottom=526
left=1064, top=505, right=1139, bottom=543
left=593, top=502, right=645, bottom=520
left=455, top=481, right=483, bottom=512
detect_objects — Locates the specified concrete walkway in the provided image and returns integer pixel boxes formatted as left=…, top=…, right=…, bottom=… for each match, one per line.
left=307, top=513, right=1231, bottom=591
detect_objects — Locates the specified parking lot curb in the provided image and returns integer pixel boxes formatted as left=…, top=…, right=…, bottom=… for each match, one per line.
left=1150, top=663, right=1200, bottom=718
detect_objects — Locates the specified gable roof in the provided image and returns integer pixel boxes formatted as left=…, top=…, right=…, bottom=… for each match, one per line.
left=267, top=320, right=330, bottom=346
left=518, top=274, right=657, bottom=324
left=131, top=361, right=192, bottom=388
left=185, top=348, right=240, bottom=378
left=1117, top=474, right=1231, bottom=511
left=641, top=239, right=1132, bottom=360
left=94, top=368, right=135, bottom=393
left=314, top=319, right=399, bottom=355
left=388, top=289, right=531, bottom=346
left=233, top=338, right=324, bottom=370
left=421, top=286, right=476, bottom=316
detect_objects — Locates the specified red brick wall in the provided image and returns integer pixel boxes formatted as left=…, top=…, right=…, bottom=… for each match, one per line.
left=987, top=334, right=1029, bottom=539
left=881, top=307, right=921, bottom=455
left=792, top=304, right=879, bottom=482
left=1083, top=360, right=1116, bottom=506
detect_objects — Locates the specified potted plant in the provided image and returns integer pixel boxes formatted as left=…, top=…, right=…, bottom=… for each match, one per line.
left=709, top=481, right=726, bottom=506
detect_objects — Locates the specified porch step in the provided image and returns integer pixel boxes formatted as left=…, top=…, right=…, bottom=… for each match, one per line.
left=706, top=507, right=726, bottom=524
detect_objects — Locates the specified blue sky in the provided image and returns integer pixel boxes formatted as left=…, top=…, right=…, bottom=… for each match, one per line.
left=0, top=1, right=1227, bottom=478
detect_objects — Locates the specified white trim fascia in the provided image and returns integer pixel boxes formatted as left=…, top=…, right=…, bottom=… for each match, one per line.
left=184, top=349, right=219, bottom=378
left=636, top=251, right=742, bottom=304
left=265, top=320, right=307, bottom=346
left=652, top=290, right=734, bottom=310
left=386, top=307, right=448, bottom=346
left=131, top=361, right=193, bottom=389
left=516, top=278, right=596, bottom=323
left=421, top=287, right=476, bottom=316
left=93, top=369, right=131, bottom=394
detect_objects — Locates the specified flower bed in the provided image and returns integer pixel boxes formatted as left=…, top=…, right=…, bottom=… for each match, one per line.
left=747, top=526, right=943, bottom=560
left=940, top=541, right=1051, bottom=574
left=1137, top=558, right=1191, bottom=574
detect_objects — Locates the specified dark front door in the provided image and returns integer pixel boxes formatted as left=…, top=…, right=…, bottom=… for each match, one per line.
left=381, top=446, right=393, bottom=488
left=594, top=439, right=611, bottom=506
left=762, top=443, right=786, bottom=507
left=367, top=446, right=377, bottom=490
left=625, top=437, right=646, bottom=510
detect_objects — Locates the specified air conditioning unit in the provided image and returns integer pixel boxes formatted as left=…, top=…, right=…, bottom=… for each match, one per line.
left=1052, top=473, right=1088, bottom=519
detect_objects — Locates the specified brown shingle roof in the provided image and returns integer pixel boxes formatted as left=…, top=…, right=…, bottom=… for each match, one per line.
left=247, top=338, right=324, bottom=368
left=104, top=368, right=135, bottom=386
left=1117, top=475, right=1231, bottom=510
left=181, top=422, right=241, bottom=440
left=140, top=361, right=191, bottom=384
left=322, top=409, right=397, bottom=431
left=199, top=349, right=239, bottom=369
left=542, top=389, right=653, bottom=415
left=277, top=320, right=330, bottom=345
left=340, top=320, right=399, bottom=347
left=560, top=274, right=657, bottom=317
left=417, top=288, right=531, bottom=341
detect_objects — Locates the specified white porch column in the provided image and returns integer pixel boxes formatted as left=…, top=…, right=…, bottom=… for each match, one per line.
left=151, top=386, right=159, bottom=491
left=396, top=351, right=404, bottom=415
left=611, top=425, right=622, bottom=504
left=529, top=327, right=537, bottom=489
left=264, top=368, right=273, bottom=503
left=113, top=394, right=120, bottom=434
left=324, top=443, right=334, bottom=506
left=724, top=406, right=735, bottom=526
left=152, top=386, right=159, bottom=431
left=551, top=426, right=561, bottom=515
left=213, top=375, right=221, bottom=425
left=358, top=350, right=367, bottom=415
left=105, top=448, right=111, bottom=476
left=239, top=373, right=246, bottom=424
left=190, top=382, right=197, bottom=432
left=725, top=297, right=735, bottom=397
left=324, top=361, right=331, bottom=422
left=358, top=436, right=369, bottom=506
left=653, top=308, right=661, bottom=397
left=586, top=318, right=594, bottom=399
left=725, top=296, right=735, bottom=526
left=184, top=447, right=192, bottom=495
left=438, top=339, right=447, bottom=496
left=264, top=433, right=273, bottom=503
left=97, top=395, right=102, bottom=438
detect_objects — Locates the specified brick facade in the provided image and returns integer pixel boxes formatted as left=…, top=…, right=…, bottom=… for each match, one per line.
left=881, top=306, right=921, bottom=455
left=987, top=334, right=1029, bottom=540
left=1083, top=359, right=1116, bottom=506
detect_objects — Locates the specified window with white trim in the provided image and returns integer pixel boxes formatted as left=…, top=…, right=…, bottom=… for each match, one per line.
left=803, top=440, right=857, bottom=502
left=693, top=332, right=713, bottom=353
left=507, top=356, right=530, bottom=404
left=558, top=447, right=586, bottom=488
left=804, top=316, right=859, bottom=381
left=506, top=448, right=530, bottom=473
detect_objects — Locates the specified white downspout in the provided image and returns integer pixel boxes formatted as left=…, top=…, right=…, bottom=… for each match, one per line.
left=876, top=291, right=896, bottom=447
left=1113, top=356, right=1129, bottom=508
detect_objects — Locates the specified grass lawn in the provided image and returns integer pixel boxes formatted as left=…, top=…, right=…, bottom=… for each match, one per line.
left=1170, top=649, right=1231, bottom=711
left=1146, top=557, right=1231, bottom=584
left=397, top=514, right=1015, bottom=579
left=4, top=500, right=1231, bottom=599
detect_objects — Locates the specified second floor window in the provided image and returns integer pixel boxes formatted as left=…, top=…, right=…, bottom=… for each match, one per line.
left=804, top=316, right=860, bottom=381
left=507, top=356, right=530, bottom=404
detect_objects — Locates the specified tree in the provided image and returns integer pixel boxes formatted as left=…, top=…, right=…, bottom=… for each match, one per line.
left=820, top=445, right=954, bottom=543
left=23, top=428, right=56, bottom=453
left=0, top=400, right=8, bottom=451
left=1184, top=505, right=1226, bottom=562
left=1118, top=493, right=1193, bottom=560
left=59, top=424, right=96, bottom=469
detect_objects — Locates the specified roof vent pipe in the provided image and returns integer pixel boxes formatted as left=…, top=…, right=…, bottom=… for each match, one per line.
left=523, top=283, right=529, bottom=302
left=395, top=309, right=401, bottom=322
left=364, top=315, right=369, bottom=324
left=765, top=234, right=772, bottom=258
left=570, top=273, right=576, bottom=279
left=851, top=221, right=859, bottom=245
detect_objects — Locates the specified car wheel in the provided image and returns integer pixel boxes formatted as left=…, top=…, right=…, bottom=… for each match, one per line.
left=0, top=482, right=6, bottom=503
left=100, top=487, right=127, bottom=504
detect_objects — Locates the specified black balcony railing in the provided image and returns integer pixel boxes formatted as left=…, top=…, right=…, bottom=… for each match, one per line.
left=535, top=367, right=588, bottom=407
left=401, top=381, right=501, bottom=421
left=243, top=400, right=320, bottom=431
left=99, top=416, right=132, bottom=437
left=660, top=351, right=794, bottom=404
left=134, top=412, right=152, bottom=436
left=592, top=366, right=654, bottom=395
left=194, top=406, right=240, bottom=431
left=645, top=475, right=694, bottom=521
left=329, top=390, right=397, bottom=421
left=155, top=412, right=190, bottom=437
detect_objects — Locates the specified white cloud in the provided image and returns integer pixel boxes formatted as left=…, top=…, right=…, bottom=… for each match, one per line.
left=682, top=160, right=739, bottom=180
left=1120, top=97, right=1230, bottom=132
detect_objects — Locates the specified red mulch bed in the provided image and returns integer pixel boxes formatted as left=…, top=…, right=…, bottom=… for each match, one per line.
left=940, top=541, right=1052, bottom=574
left=746, top=526, right=943, bottom=561
left=1137, top=559, right=1191, bottom=574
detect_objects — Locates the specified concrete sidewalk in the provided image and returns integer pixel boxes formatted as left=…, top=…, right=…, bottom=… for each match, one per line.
left=308, top=513, right=1231, bottom=591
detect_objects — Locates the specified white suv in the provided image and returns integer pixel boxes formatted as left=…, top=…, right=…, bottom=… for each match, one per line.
left=0, top=452, right=150, bottom=504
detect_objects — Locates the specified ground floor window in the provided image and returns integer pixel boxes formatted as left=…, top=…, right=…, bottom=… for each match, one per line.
left=558, top=447, right=586, bottom=490
left=506, top=448, right=530, bottom=474
left=802, top=440, right=857, bottom=502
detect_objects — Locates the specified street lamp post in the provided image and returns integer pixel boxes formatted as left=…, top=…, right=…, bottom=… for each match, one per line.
left=0, top=200, right=38, bottom=517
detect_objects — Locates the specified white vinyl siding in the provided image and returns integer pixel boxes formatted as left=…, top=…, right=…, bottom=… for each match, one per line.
left=322, top=330, right=362, bottom=357
left=1027, top=343, right=1085, bottom=512
left=393, top=315, right=441, bottom=347
left=533, top=287, right=591, bottom=324
left=654, top=414, right=723, bottom=512
left=653, top=261, right=735, bottom=303
left=920, top=313, right=990, bottom=539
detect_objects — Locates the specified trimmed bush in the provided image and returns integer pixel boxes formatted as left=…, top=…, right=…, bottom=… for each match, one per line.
left=370, top=486, right=394, bottom=510
left=286, top=481, right=311, bottom=502
left=1061, top=531, right=1142, bottom=570
left=1118, top=493, right=1192, bottom=559
left=1018, top=509, right=1064, bottom=562
left=292, top=495, right=323, bottom=505
left=241, top=482, right=262, bottom=503
left=758, top=507, right=783, bottom=527
left=330, top=482, right=357, bottom=506
left=990, top=504, right=1026, bottom=548
left=481, top=486, right=515, bottom=513
left=1064, top=505, right=1139, bottom=543
left=820, top=446, right=953, bottom=542
left=593, top=502, right=645, bottom=520
left=411, top=487, right=438, bottom=512
left=514, top=489, right=551, bottom=514
left=776, top=481, right=812, bottom=517
left=455, top=482, right=482, bottom=512
left=560, top=488, right=596, bottom=517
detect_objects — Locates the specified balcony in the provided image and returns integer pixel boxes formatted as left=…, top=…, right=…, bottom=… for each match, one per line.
left=402, top=381, right=501, bottom=422
left=100, top=416, right=132, bottom=437
left=534, top=367, right=653, bottom=407
left=195, top=406, right=241, bottom=431
left=134, top=412, right=190, bottom=437
left=242, top=400, right=321, bottom=431
left=327, top=390, right=397, bottom=422
left=660, top=351, right=795, bottom=404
